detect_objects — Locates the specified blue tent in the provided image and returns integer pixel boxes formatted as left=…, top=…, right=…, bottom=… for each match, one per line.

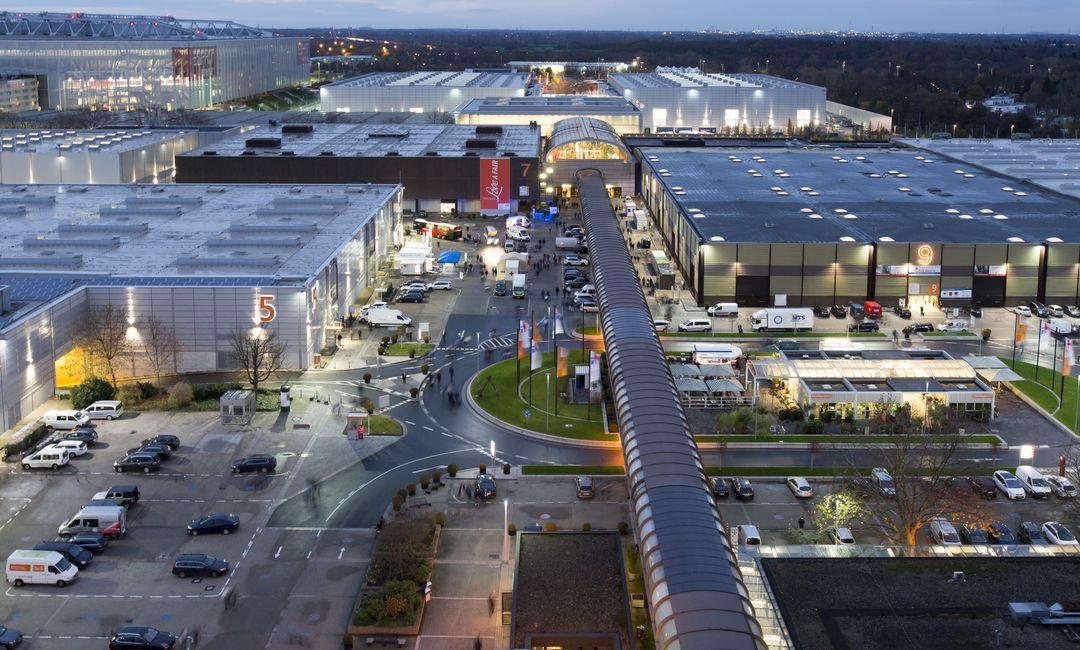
left=436, top=251, right=462, bottom=264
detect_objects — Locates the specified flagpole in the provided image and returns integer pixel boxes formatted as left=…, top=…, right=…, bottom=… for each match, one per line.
left=1035, top=322, right=1044, bottom=384
left=583, top=308, right=590, bottom=421
left=1011, top=312, right=1018, bottom=366
left=1058, top=339, right=1066, bottom=403
left=529, top=311, right=534, bottom=407
left=516, top=321, right=520, bottom=387
left=1052, top=334, right=1061, bottom=392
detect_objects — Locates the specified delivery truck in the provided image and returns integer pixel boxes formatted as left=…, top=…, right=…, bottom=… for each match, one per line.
left=556, top=236, right=584, bottom=250
left=512, top=274, right=527, bottom=299
left=6, top=549, right=79, bottom=587
left=750, top=308, right=814, bottom=332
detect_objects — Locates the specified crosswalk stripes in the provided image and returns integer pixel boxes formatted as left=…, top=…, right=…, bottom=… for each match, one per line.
left=478, top=336, right=514, bottom=350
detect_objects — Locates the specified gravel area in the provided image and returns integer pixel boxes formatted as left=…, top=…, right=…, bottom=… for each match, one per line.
left=762, top=557, right=1080, bottom=649
left=513, top=532, right=630, bottom=648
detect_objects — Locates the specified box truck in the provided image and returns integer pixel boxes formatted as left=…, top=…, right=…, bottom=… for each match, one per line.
left=555, top=237, right=584, bottom=250
left=692, top=344, right=743, bottom=365
left=512, top=274, right=527, bottom=299
left=750, top=308, right=814, bottom=332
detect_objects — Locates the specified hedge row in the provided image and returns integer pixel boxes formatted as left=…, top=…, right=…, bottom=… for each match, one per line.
left=3, top=423, right=49, bottom=459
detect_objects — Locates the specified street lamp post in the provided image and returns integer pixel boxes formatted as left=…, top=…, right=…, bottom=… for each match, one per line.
left=545, top=373, right=550, bottom=434
left=1020, top=444, right=1035, bottom=466
left=489, top=440, right=496, bottom=472
left=503, top=498, right=510, bottom=561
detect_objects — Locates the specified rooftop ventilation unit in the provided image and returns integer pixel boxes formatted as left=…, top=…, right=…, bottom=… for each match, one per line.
left=201, top=151, right=218, bottom=156
left=0, top=195, right=54, bottom=205
left=0, top=253, right=82, bottom=269
left=126, top=196, right=203, bottom=207
left=465, top=139, right=498, bottom=149
left=204, top=237, right=302, bottom=249
left=100, top=206, right=181, bottom=217
left=24, top=236, right=120, bottom=249
left=281, top=124, right=314, bottom=134
left=425, top=151, right=439, bottom=156
left=271, top=196, right=348, bottom=207
left=245, top=137, right=281, bottom=148
left=230, top=223, right=318, bottom=234
left=0, top=206, right=27, bottom=216
left=385, top=151, right=400, bottom=156
left=319, top=151, right=335, bottom=156
left=175, top=255, right=281, bottom=271
left=59, top=223, right=148, bottom=235
left=475, top=126, right=503, bottom=135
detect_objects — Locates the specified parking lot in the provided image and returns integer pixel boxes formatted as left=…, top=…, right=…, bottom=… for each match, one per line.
left=714, top=476, right=1080, bottom=547
left=0, top=407, right=376, bottom=649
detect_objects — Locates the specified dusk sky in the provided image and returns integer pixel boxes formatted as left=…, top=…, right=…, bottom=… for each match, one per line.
left=28, top=1, right=1080, bottom=33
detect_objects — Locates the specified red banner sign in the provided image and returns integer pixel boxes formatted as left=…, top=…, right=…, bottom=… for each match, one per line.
left=480, top=158, right=509, bottom=211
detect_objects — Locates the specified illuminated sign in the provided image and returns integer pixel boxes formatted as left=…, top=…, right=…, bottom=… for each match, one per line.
left=257, top=295, right=276, bottom=323
left=916, top=244, right=934, bottom=265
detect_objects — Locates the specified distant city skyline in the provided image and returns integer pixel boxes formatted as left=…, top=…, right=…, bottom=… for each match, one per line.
left=24, top=1, right=1080, bottom=33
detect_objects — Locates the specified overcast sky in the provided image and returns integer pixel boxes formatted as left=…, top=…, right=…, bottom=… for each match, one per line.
left=28, top=0, right=1080, bottom=33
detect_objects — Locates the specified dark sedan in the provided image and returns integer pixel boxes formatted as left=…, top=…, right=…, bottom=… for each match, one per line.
left=830, top=304, right=847, bottom=319
left=69, top=531, right=109, bottom=553
left=127, top=443, right=171, bottom=460
left=172, top=553, right=229, bottom=578
left=986, top=522, right=1017, bottom=545
left=906, top=322, right=935, bottom=334
left=493, top=281, right=507, bottom=296
left=62, top=430, right=97, bottom=445
left=397, top=291, right=425, bottom=304
left=957, top=524, right=988, bottom=544
left=114, top=453, right=161, bottom=473
left=0, top=624, right=21, bottom=649
left=812, top=306, right=830, bottom=318
left=848, top=321, right=880, bottom=333
left=731, top=477, right=755, bottom=501
left=710, top=477, right=730, bottom=498
left=967, top=476, right=997, bottom=499
left=564, top=277, right=588, bottom=290
left=231, top=454, right=277, bottom=473
left=893, top=305, right=912, bottom=319
left=475, top=474, right=497, bottom=500
left=109, top=625, right=176, bottom=650
left=142, top=434, right=180, bottom=450
left=188, top=513, right=240, bottom=536
left=34, top=541, right=92, bottom=568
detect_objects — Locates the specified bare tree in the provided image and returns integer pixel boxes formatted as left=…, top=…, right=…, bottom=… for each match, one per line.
left=229, top=328, right=288, bottom=395
left=141, top=315, right=180, bottom=387
left=845, top=403, right=995, bottom=550
left=83, top=304, right=134, bottom=388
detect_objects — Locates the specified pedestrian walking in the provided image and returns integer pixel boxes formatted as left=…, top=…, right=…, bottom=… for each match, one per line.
left=435, top=370, right=442, bottom=385
left=798, top=516, right=806, bottom=530
left=449, top=366, right=455, bottom=380
left=401, top=372, right=407, bottom=384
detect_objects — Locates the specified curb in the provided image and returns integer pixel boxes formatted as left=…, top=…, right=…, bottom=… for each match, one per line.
left=462, top=375, right=621, bottom=449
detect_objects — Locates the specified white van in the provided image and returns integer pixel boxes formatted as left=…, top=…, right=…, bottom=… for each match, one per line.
left=677, top=319, right=712, bottom=333
left=43, top=410, right=91, bottom=431
left=507, top=226, right=530, bottom=242
left=736, top=525, right=761, bottom=545
left=1015, top=465, right=1053, bottom=498
left=58, top=504, right=127, bottom=538
left=936, top=319, right=970, bottom=333
left=83, top=400, right=123, bottom=420
left=22, top=445, right=70, bottom=470
left=929, top=517, right=962, bottom=546
left=706, top=303, right=739, bottom=318
left=484, top=226, right=499, bottom=245
left=871, top=467, right=896, bottom=497
left=6, top=549, right=79, bottom=587
left=360, top=308, right=412, bottom=328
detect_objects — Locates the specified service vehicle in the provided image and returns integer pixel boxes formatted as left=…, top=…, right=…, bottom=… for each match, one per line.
left=749, top=308, right=813, bottom=332
left=6, top=549, right=78, bottom=587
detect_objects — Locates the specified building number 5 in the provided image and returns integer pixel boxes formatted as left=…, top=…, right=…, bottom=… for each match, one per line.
left=258, top=295, right=276, bottom=323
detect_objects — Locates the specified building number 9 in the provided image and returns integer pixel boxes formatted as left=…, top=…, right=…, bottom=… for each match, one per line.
left=258, top=295, right=276, bottom=323
left=916, top=244, right=934, bottom=266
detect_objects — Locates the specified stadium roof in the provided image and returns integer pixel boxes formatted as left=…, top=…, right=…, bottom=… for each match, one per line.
left=0, top=183, right=398, bottom=281
left=640, top=146, right=1080, bottom=244
left=904, top=138, right=1080, bottom=202
left=609, top=70, right=821, bottom=91
left=325, top=70, right=527, bottom=90
left=456, top=95, right=639, bottom=116
left=0, top=11, right=269, bottom=39
left=182, top=123, right=539, bottom=158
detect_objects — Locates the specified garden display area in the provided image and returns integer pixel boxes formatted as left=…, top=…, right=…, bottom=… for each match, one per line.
left=470, top=350, right=610, bottom=440
left=349, top=513, right=441, bottom=636
left=1002, top=357, right=1080, bottom=433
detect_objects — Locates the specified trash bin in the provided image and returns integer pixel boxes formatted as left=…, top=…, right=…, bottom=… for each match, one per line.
left=280, top=385, right=291, bottom=411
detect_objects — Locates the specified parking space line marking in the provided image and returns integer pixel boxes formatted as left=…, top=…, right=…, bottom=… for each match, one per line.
left=405, top=420, right=416, bottom=426
left=423, top=425, right=434, bottom=431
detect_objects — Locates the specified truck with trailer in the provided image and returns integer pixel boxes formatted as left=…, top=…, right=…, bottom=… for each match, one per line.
left=750, top=308, right=814, bottom=332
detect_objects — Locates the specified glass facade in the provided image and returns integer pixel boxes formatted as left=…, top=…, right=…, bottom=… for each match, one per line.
left=0, top=37, right=309, bottom=110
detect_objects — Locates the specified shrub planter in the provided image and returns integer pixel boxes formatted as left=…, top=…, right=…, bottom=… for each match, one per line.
left=346, top=597, right=427, bottom=638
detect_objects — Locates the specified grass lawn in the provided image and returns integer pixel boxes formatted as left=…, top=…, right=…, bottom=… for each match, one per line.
left=660, top=331, right=887, bottom=339
left=368, top=414, right=403, bottom=435
left=385, top=342, right=434, bottom=357
left=695, top=433, right=1003, bottom=444
left=523, top=465, right=1013, bottom=477
left=1002, top=357, right=1079, bottom=433
left=472, top=351, right=608, bottom=440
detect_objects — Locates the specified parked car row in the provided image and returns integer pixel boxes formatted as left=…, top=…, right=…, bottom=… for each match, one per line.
left=1016, top=303, right=1080, bottom=319
left=931, top=517, right=1077, bottom=547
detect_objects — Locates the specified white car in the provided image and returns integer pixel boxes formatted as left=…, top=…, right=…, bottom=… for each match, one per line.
left=678, top=319, right=712, bottom=333
left=361, top=301, right=389, bottom=314
left=563, top=255, right=589, bottom=267
left=1048, top=304, right=1065, bottom=317
left=51, top=440, right=87, bottom=457
left=1014, top=305, right=1032, bottom=318
left=653, top=319, right=670, bottom=333
left=1047, top=475, right=1077, bottom=498
left=993, top=470, right=1027, bottom=500
left=831, top=527, right=855, bottom=545
left=1042, top=521, right=1079, bottom=546
left=786, top=477, right=813, bottom=498
left=401, top=281, right=428, bottom=292
left=426, top=280, right=453, bottom=291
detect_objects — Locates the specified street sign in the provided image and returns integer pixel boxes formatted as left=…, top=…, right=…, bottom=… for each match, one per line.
left=378, top=395, right=391, bottom=409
